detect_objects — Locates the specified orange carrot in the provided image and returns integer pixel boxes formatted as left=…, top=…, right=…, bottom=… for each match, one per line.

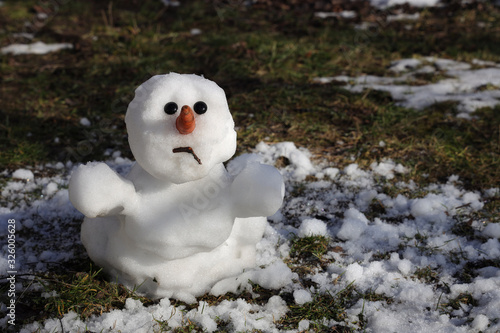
left=176, top=105, right=195, bottom=134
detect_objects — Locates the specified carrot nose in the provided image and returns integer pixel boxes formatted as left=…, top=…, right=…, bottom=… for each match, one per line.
left=176, top=105, right=195, bottom=135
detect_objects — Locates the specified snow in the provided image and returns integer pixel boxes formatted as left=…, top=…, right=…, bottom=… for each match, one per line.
left=161, top=0, right=180, bottom=7
left=0, top=41, right=73, bottom=55
left=1, top=139, right=499, bottom=332
left=315, top=11, right=357, bottom=19
left=387, top=12, right=420, bottom=22
left=318, top=10, right=420, bottom=23
left=371, top=159, right=408, bottom=179
left=22, top=295, right=288, bottom=333
left=190, top=28, right=202, bottom=35
left=43, top=182, right=59, bottom=197
left=483, top=223, right=500, bottom=239
left=293, top=289, right=313, bottom=305
left=255, top=141, right=315, bottom=181
left=369, top=0, right=440, bottom=8
left=337, top=208, right=369, bottom=241
left=0, top=0, right=496, bottom=327
left=0, top=42, right=498, bottom=330
left=79, top=117, right=91, bottom=127
left=11, top=168, right=34, bottom=181
left=11, top=32, right=34, bottom=40
left=471, top=314, right=489, bottom=331
left=298, top=319, right=310, bottom=331
left=297, top=218, right=328, bottom=237
left=314, top=57, right=500, bottom=119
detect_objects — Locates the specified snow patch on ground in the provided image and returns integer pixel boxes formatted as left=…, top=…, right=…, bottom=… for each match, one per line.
left=314, top=57, right=500, bottom=118
left=1, top=141, right=498, bottom=332
left=79, top=117, right=91, bottom=127
left=315, top=11, right=357, bottom=19
left=370, top=0, right=440, bottom=8
left=1, top=41, right=73, bottom=55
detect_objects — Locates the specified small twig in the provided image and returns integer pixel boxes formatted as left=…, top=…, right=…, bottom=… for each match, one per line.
left=172, top=147, right=202, bottom=165
left=435, top=290, right=444, bottom=311
left=455, top=203, right=472, bottom=210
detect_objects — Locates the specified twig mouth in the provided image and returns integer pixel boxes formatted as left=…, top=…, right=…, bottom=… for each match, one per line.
left=172, top=147, right=202, bottom=165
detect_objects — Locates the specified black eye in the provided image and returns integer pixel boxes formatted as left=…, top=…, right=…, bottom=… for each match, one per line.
left=164, top=102, right=178, bottom=115
left=193, top=101, right=207, bottom=115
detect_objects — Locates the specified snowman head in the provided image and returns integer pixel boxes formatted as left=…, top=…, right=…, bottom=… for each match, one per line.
left=125, top=73, right=237, bottom=183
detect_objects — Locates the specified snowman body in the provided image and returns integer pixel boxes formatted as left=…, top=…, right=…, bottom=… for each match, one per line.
left=69, top=73, right=284, bottom=301
left=120, top=164, right=235, bottom=260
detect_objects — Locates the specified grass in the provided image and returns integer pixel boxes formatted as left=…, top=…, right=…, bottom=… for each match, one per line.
left=413, top=266, right=440, bottom=284
left=438, top=292, right=478, bottom=317
left=278, top=283, right=394, bottom=332
left=0, top=0, right=498, bottom=189
left=289, top=235, right=330, bottom=261
left=1, top=0, right=500, bottom=331
left=0, top=263, right=155, bottom=327
left=280, top=285, right=357, bottom=332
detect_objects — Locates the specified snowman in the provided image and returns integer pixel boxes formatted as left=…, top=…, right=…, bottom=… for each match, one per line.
left=69, top=73, right=284, bottom=302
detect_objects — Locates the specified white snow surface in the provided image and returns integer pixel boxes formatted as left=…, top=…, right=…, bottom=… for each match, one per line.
left=0, top=41, right=73, bottom=55
left=255, top=0, right=500, bottom=10
left=369, top=0, right=440, bottom=8
left=1, top=141, right=499, bottom=332
left=297, top=218, right=328, bottom=238
left=290, top=0, right=442, bottom=9
left=315, top=11, right=357, bottom=19
left=315, top=57, right=500, bottom=118
left=11, top=168, right=35, bottom=181
left=79, top=117, right=91, bottom=127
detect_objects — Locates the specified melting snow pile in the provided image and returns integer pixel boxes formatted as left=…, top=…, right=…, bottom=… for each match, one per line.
left=315, top=57, right=500, bottom=119
left=369, top=0, right=440, bottom=8
left=0, top=41, right=73, bottom=55
left=0, top=141, right=499, bottom=332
